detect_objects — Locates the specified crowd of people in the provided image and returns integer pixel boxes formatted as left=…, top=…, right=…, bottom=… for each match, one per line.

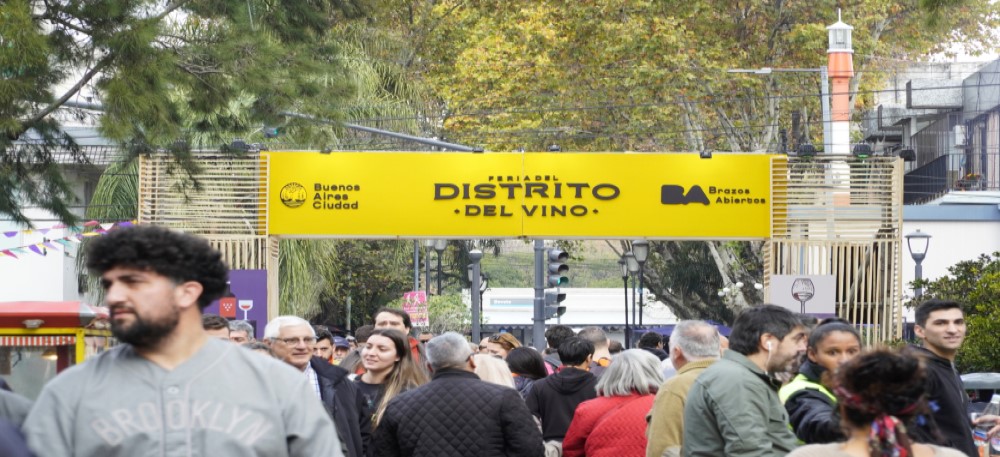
left=1, top=225, right=998, bottom=457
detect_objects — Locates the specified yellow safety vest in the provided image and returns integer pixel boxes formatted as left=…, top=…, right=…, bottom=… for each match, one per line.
left=778, top=373, right=837, bottom=404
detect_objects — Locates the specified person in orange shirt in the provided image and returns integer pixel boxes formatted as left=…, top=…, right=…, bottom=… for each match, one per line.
left=578, top=326, right=613, bottom=377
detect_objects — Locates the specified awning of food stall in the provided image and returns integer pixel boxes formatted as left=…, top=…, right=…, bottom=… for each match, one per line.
left=0, top=301, right=109, bottom=328
left=0, top=335, right=77, bottom=346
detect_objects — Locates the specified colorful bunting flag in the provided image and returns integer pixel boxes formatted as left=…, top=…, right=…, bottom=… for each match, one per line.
left=0, top=220, right=135, bottom=261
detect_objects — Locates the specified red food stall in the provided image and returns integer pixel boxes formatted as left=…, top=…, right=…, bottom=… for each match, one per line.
left=0, top=301, right=113, bottom=398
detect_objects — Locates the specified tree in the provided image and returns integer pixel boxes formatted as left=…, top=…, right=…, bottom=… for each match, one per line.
left=920, top=252, right=1000, bottom=373
left=1, top=0, right=368, bottom=226
left=407, top=0, right=998, bottom=322
left=77, top=1, right=440, bottom=321
left=385, top=294, right=471, bottom=335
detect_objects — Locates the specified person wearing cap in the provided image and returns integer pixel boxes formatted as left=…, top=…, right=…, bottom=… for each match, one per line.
left=332, top=337, right=351, bottom=365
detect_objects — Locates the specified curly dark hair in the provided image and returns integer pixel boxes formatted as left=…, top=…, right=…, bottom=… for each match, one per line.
left=86, top=225, right=229, bottom=309
left=836, top=348, right=929, bottom=457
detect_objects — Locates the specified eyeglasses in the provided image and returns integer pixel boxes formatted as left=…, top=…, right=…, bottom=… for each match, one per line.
left=276, top=337, right=316, bottom=346
left=489, top=334, right=504, bottom=342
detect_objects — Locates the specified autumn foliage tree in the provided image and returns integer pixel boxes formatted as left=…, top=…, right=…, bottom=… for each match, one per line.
left=404, top=0, right=999, bottom=322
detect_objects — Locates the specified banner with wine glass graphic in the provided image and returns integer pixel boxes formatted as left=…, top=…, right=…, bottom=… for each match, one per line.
left=204, top=269, right=268, bottom=339
left=769, top=275, right=836, bottom=317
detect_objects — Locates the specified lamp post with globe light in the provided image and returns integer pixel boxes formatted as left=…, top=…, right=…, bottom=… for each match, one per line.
left=618, top=257, right=630, bottom=348
left=433, top=239, right=448, bottom=295
left=632, top=240, right=649, bottom=326
left=905, top=230, right=931, bottom=300
left=468, top=249, right=483, bottom=343
left=624, top=252, right=640, bottom=347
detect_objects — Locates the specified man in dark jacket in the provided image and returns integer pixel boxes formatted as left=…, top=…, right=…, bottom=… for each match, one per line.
left=312, top=356, right=371, bottom=457
left=0, top=419, right=32, bottom=457
left=637, top=331, right=669, bottom=360
left=908, top=299, right=976, bottom=457
left=266, top=316, right=369, bottom=457
left=525, top=337, right=599, bottom=442
left=0, top=389, right=32, bottom=427
left=373, top=332, right=543, bottom=457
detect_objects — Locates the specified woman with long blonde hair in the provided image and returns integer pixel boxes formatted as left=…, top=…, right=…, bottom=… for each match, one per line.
left=354, top=328, right=428, bottom=431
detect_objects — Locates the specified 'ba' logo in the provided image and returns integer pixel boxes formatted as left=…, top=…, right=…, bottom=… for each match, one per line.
left=661, top=185, right=710, bottom=205
left=280, top=182, right=307, bottom=208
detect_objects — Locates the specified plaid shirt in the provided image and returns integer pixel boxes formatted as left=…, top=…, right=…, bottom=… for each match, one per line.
left=303, top=362, right=322, bottom=399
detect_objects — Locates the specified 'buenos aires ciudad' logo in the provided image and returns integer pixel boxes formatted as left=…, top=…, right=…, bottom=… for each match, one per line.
left=280, top=182, right=308, bottom=208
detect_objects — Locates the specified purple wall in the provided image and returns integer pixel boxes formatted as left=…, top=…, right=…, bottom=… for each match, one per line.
left=205, top=269, right=268, bottom=339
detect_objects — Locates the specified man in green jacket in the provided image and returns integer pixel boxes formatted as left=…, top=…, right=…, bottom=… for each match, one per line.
left=682, top=305, right=807, bottom=457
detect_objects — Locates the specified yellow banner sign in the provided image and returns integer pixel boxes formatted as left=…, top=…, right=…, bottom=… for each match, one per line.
left=265, top=152, right=776, bottom=239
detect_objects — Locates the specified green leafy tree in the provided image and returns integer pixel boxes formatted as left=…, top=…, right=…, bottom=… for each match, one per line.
left=78, top=0, right=439, bottom=321
left=314, top=240, right=414, bottom=328
left=920, top=252, right=1000, bottom=373
left=1, top=0, right=368, bottom=226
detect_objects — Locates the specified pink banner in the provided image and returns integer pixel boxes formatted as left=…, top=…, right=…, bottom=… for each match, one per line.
left=402, top=291, right=429, bottom=328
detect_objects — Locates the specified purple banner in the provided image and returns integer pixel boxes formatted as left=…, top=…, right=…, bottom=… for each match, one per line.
left=205, top=269, right=268, bottom=340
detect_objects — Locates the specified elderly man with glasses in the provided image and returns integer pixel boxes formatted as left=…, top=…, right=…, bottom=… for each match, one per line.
left=265, top=316, right=370, bottom=457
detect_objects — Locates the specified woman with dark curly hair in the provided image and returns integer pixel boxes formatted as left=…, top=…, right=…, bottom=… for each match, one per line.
left=787, top=348, right=965, bottom=457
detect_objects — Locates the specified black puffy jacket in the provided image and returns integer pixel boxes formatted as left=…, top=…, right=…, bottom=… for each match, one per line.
left=374, top=369, right=544, bottom=457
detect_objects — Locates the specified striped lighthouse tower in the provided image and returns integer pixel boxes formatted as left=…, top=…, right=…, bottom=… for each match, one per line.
left=827, top=11, right=854, bottom=154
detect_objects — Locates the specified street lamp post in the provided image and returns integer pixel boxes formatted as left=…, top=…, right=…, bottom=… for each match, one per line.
left=434, top=239, right=448, bottom=295
left=905, top=230, right=931, bottom=299
left=468, top=249, right=484, bottom=343
left=632, top=240, right=649, bottom=326
left=624, top=252, right=640, bottom=348
left=423, top=240, right=435, bottom=297
left=618, top=257, right=630, bottom=348
left=480, top=273, right=489, bottom=304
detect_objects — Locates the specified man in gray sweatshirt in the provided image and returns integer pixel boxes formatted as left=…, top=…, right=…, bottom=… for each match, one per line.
left=23, top=225, right=342, bottom=457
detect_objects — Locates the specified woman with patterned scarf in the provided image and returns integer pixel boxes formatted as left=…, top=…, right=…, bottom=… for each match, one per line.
left=788, top=348, right=966, bottom=457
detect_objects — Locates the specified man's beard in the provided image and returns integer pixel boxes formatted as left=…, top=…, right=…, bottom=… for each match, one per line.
left=112, top=309, right=180, bottom=348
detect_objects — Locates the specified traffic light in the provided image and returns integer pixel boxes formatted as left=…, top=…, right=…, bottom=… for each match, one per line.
left=264, top=126, right=281, bottom=138
left=544, top=291, right=567, bottom=319
left=544, top=247, right=569, bottom=320
left=547, top=248, right=569, bottom=287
